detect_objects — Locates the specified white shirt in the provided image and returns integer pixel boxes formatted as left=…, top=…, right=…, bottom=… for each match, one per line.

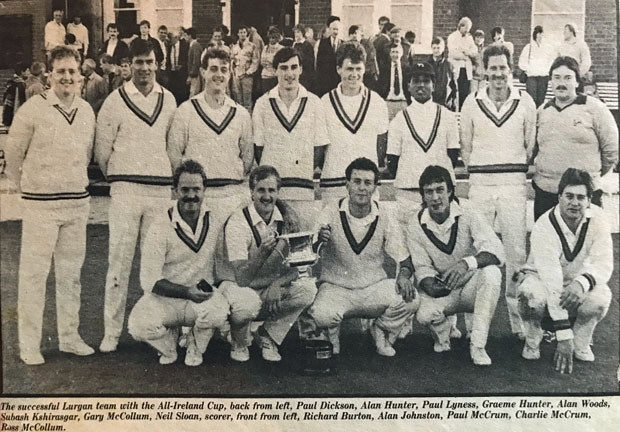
left=420, top=201, right=464, bottom=243
left=225, top=203, right=284, bottom=262
left=447, top=30, right=477, bottom=80
left=253, top=85, right=329, bottom=200
left=67, top=22, right=89, bottom=52
left=158, top=39, right=168, bottom=70
left=387, top=99, right=457, bottom=189
left=518, top=41, right=555, bottom=77
left=321, top=85, right=388, bottom=181
left=45, top=20, right=66, bottom=51
left=387, top=61, right=407, bottom=101
left=170, top=41, right=181, bottom=70
left=106, top=38, right=118, bottom=56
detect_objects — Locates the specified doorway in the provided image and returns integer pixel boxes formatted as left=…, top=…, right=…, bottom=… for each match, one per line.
left=231, top=0, right=296, bottom=41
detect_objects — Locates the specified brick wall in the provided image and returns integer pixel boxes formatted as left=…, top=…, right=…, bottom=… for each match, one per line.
left=0, top=0, right=49, bottom=64
left=299, top=0, right=332, bottom=33
left=585, top=0, right=617, bottom=81
left=433, top=0, right=462, bottom=40
left=192, top=0, right=223, bottom=47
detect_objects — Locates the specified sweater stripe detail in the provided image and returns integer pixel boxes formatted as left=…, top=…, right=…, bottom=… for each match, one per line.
left=107, top=174, right=172, bottom=185
left=328, top=88, right=371, bottom=134
left=52, top=104, right=78, bottom=125
left=319, top=177, right=347, bottom=188
left=552, top=319, right=572, bottom=331
left=403, top=105, right=441, bottom=153
left=339, top=200, right=379, bottom=255
left=119, top=87, right=164, bottom=127
left=548, top=209, right=590, bottom=262
left=191, top=99, right=237, bottom=135
left=281, top=177, right=314, bottom=189
left=269, top=97, right=307, bottom=132
left=543, top=94, right=587, bottom=112
left=475, top=98, right=520, bottom=127
left=582, top=273, right=596, bottom=291
left=418, top=208, right=459, bottom=255
left=22, top=191, right=90, bottom=201
left=242, top=206, right=284, bottom=247
left=205, top=178, right=244, bottom=187
left=174, top=212, right=210, bottom=253
left=468, top=163, right=529, bottom=174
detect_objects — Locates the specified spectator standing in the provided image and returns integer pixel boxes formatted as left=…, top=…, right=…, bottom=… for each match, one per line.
left=131, top=20, right=164, bottom=65
left=2, top=63, right=29, bottom=126
left=557, top=23, right=591, bottom=77
left=315, top=16, right=342, bottom=96
left=156, top=25, right=171, bottom=88
left=25, top=62, right=47, bottom=100
left=167, top=32, right=189, bottom=105
left=490, top=26, right=514, bottom=56
left=67, top=15, right=89, bottom=57
left=519, top=26, right=554, bottom=107
left=231, top=25, right=259, bottom=113
left=293, top=24, right=316, bottom=93
left=447, top=17, right=478, bottom=110
left=260, top=27, right=284, bottom=96
left=471, top=29, right=486, bottom=94
left=428, top=36, right=457, bottom=110
left=45, top=9, right=66, bottom=57
left=101, top=23, right=129, bottom=65
left=349, top=25, right=378, bottom=92
left=99, top=54, right=122, bottom=94
left=186, top=28, right=203, bottom=97
left=81, top=58, right=108, bottom=114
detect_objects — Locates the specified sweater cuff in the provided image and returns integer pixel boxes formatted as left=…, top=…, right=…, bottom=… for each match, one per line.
left=556, top=329, right=574, bottom=341
left=575, top=273, right=596, bottom=292
left=463, top=256, right=478, bottom=271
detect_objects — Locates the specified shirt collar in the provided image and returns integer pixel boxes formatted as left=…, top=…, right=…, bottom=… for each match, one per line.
left=123, top=79, right=163, bottom=95
left=543, top=94, right=587, bottom=110
left=43, top=89, right=79, bottom=108
left=410, top=97, right=434, bottom=109
left=336, top=83, right=366, bottom=98
left=248, top=202, right=283, bottom=227
left=476, top=86, right=521, bottom=102
left=339, top=197, right=380, bottom=221
left=553, top=205, right=591, bottom=238
left=268, top=84, right=308, bottom=101
left=171, top=200, right=210, bottom=234
left=198, top=93, right=237, bottom=109
left=420, top=201, right=463, bottom=230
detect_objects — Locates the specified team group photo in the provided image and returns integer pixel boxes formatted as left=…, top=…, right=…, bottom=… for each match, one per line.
left=0, top=0, right=618, bottom=395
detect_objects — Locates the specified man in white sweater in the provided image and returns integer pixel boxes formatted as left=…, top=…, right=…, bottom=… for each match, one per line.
left=517, top=169, right=612, bottom=374
left=5, top=46, right=96, bottom=365
left=96, top=39, right=177, bottom=353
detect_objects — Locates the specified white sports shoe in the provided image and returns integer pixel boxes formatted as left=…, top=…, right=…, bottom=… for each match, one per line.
left=371, top=325, right=396, bottom=357
left=255, top=332, right=282, bottom=362
left=575, top=346, right=595, bottom=362
left=158, top=352, right=178, bottom=365
left=434, top=341, right=451, bottom=353
left=230, top=345, right=250, bottom=362
left=521, top=344, right=540, bottom=360
left=21, top=351, right=45, bottom=366
left=450, top=326, right=462, bottom=339
left=184, top=344, right=203, bottom=367
left=470, top=346, right=492, bottom=366
left=99, top=336, right=118, bottom=353
left=60, top=338, right=95, bottom=356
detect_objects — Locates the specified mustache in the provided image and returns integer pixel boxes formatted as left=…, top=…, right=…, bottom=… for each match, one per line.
left=555, top=85, right=568, bottom=90
left=182, top=197, right=199, bottom=203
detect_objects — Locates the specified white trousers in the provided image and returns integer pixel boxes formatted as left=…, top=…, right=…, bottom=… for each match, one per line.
left=219, top=278, right=317, bottom=346
left=517, top=275, right=612, bottom=352
left=18, top=199, right=90, bottom=356
left=468, top=183, right=526, bottom=335
left=102, top=194, right=172, bottom=342
left=128, top=292, right=229, bottom=358
left=416, top=266, right=501, bottom=348
left=300, top=279, right=420, bottom=344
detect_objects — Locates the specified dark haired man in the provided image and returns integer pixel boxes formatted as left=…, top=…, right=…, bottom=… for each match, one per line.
left=95, top=38, right=177, bottom=353
left=517, top=169, right=612, bottom=373
left=101, top=23, right=129, bottom=65
left=216, top=165, right=317, bottom=362
left=253, top=47, right=329, bottom=229
left=131, top=20, right=164, bottom=65
left=408, top=165, right=504, bottom=365
left=128, top=160, right=230, bottom=366
left=231, top=25, right=259, bottom=113
left=168, top=48, right=253, bottom=222
left=2, top=62, right=29, bottom=126
left=301, top=158, right=418, bottom=356
left=167, top=31, right=189, bottom=104
left=557, top=24, right=591, bottom=77
left=533, top=56, right=617, bottom=220
left=186, top=28, right=203, bottom=97
left=460, top=43, right=537, bottom=340
left=319, top=42, right=388, bottom=200
left=5, top=46, right=96, bottom=365
left=315, top=16, right=342, bottom=96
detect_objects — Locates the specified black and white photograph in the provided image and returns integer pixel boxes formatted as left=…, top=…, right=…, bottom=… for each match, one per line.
left=0, top=0, right=618, bottom=427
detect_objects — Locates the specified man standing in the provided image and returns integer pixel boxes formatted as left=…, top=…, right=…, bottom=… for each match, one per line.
left=44, top=9, right=66, bottom=58
left=349, top=25, right=379, bottom=92
left=67, top=15, right=89, bottom=57
left=533, top=56, right=617, bottom=219
left=231, top=25, right=259, bottom=113
left=101, top=23, right=129, bottom=66
left=460, top=44, right=537, bottom=339
left=302, top=158, right=419, bottom=356
left=320, top=43, right=388, bottom=200
left=408, top=165, right=504, bottom=365
left=168, top=48, right=253, bottom=220
left=253, top=47, right=329, bottom=228
left=387, top=62, right=458, bottom=227
left=167, top=32, right=189, bottom=105
left=557, top=24, right=591, bottom=77
left=81, top=58, right=107, bottom=114
left=99, top=54, right=121, bottom=95
left=380, top=44, right=411, bottom=120
left=95, top=39, right=177, bottom=353
left=131, top=20, right=164, bottom=66
left=517, top=169, right=612, bottom=373
left=128, top=160, right=230, bottom=366
left=428, top=37, right=457, bottom=110
left=2, top=62, right=29, bottom=127
left=315, top=16, right=342, bottom=96
left=186, top=28, right=203, bottom=97
left=25, top=62, right=47, bottom=100
left=156, top=25, right=171, bottom=88
left=5, top=46, right=96, bottom=365
left=447, top=17, right=478, bottom=111
left=293, top=24, right=316, bottom=93
left=216, top=166, right=317, bottom=362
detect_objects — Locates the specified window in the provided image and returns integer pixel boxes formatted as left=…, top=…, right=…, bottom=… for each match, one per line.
left=103, top=0, right=191, bottom=39
left=335, top=0, right=433, bottom=54
left=531, top=0, right=585, bottom=50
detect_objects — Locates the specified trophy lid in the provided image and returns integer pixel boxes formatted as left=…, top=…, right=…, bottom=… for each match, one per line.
left=278, top=231, right=315, bottom=240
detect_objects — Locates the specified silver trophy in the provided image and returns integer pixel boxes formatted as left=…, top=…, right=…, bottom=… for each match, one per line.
left=278, top=231, right=322, bottom=279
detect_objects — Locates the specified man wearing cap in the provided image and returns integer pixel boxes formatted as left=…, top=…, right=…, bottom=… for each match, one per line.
left=460, top=44, right=537, bottom=340
left=387, top=61, right=458, bottom=229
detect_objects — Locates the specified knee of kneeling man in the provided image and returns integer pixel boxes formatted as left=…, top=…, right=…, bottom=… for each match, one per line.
left=194, top=295, right=230, bottom=328
left=128, top=309, right=163, bottom=341
left=480, top=265, right=502, bottom=285
left=291, top=280, right=318, bottom=307
left=415, top=303, right=441, bottom=326
left=308, top=304, right=341, bottom=328
left=229, top=291, right=261, bottom=324
left=517, top=276, right=546, bottom=315
left=580, top=285, right=612, bottom=319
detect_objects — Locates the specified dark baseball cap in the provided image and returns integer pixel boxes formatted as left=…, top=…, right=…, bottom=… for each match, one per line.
left=411, top=62, right=435, bottom=78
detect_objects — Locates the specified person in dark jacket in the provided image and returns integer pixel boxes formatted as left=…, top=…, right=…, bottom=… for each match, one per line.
left=2, top=62, right=29, bottom=126
left=293, top=24, right=316, bottom=93
left=315, top=16, right=342, bottom=96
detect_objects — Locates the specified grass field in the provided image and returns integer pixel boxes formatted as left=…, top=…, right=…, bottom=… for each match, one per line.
left=1, top=221, right=618, bottom=395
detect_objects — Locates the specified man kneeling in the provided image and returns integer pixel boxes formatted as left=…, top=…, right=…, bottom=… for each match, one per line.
left=408, top=165, right=505, bottom=365
left=517, top=168, right=612, bottom=374
left=302, top=158, right=419, bottom=356
left=128, top=161, right=229, bottom=366
left=216, top=165, right=317, bottom=362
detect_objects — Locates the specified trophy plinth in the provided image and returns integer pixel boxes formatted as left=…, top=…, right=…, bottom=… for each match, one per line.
left=278, top=231, right=321, bottom=278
